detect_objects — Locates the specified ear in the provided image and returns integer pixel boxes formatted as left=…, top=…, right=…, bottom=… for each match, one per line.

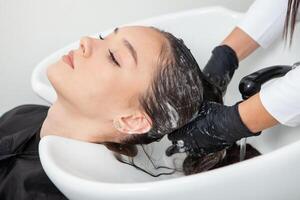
left=114, top=111, right=152, bottom=134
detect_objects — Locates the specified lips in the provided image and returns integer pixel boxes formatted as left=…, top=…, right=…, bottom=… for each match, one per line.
left=62, top=50, right=74, bottom=69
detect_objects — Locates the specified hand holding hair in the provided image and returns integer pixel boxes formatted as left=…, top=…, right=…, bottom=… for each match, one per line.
left=203, top=45, right=239, bottom=96
left=166, top=101, right=261, bottom=157
left=165, top=44, right=243, bottom=157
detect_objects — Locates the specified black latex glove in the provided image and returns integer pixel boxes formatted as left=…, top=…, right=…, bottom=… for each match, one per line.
left=203, top=45, right=239, bottom=96
left=166, top=101, right=261, bottom=157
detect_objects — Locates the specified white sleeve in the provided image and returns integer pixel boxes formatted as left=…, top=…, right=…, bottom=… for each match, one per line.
left=259, top=66, right=300, bottom=127
left=237, top=0, right=288, bottom=48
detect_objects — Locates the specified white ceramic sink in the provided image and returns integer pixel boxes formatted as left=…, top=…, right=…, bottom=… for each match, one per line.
left=33, top=7, right=300, bottom=200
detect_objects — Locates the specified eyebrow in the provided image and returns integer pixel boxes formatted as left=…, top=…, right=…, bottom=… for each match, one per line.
left=114, top=27, right=138, bottom=65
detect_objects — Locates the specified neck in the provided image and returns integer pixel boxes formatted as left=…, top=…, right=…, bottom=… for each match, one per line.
left=40, top=99, right=120, bottom=143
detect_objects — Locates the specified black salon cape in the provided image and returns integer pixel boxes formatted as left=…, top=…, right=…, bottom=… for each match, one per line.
left=0, top=104, right=67, bottom=200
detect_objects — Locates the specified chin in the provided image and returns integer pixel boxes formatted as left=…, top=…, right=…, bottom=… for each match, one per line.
left=46, top=61, right=69, bottom=99
left=47, top=64, right=59, bottom=89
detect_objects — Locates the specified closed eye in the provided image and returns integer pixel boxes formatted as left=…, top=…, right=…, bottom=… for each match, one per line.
left=98, top=34, right=120, bottom=67
left=109, top=50, right=120, bottom=67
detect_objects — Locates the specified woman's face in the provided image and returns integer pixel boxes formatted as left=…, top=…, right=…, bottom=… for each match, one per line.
left=47, top=26, right=166, bottom=137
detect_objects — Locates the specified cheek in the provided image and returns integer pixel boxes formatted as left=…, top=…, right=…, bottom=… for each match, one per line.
left=46, top=60, right=101, bottom=116
left=68, top=67, right=125, bottom=117
left=84, top=71, right=142, bottom=112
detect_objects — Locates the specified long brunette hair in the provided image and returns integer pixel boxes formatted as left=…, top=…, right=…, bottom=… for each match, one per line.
left=283, top=0, right=300, bottom=45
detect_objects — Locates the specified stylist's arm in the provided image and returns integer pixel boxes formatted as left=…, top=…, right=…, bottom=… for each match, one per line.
left=167, top=29, right=267, bottom=156
left=166, top=0, right=298, bottom=156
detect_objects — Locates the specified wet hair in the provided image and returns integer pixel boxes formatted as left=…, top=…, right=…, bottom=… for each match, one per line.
left=283, top=0, right=300, bottom=45
left=103, top=27, right=227, bottom=176
left=123, top=28, right=207, bottom=144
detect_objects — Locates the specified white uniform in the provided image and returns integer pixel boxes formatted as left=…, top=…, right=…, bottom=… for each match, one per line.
left=237, top=0, right=300, bottom=127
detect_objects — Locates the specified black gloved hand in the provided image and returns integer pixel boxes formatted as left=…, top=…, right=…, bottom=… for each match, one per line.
left=166, top=101, right=261, bottom=157
left=203, top=45, right=239, bottom=96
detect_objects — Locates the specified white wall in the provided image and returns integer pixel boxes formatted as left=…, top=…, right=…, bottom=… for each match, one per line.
left=0, top=0, right=254, bottom=114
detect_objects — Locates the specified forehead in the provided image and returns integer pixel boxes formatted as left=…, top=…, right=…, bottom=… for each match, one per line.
left=117, top=26, right=166, bottom=69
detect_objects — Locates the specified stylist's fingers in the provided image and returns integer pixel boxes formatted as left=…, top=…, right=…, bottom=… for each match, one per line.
left=167, top=129, right=185, bottom=141
left=166, top=144, right=180, bottom=156
left=167, top=120, right=198, bottom=141
left=165, top=143, right=186, bottom=156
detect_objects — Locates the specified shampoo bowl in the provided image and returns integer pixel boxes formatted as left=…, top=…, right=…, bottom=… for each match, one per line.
left=32, top=7, right=300, bottom=200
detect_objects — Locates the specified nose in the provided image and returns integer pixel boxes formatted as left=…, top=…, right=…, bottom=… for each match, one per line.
left=79, top=36, right=93, bottom=57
